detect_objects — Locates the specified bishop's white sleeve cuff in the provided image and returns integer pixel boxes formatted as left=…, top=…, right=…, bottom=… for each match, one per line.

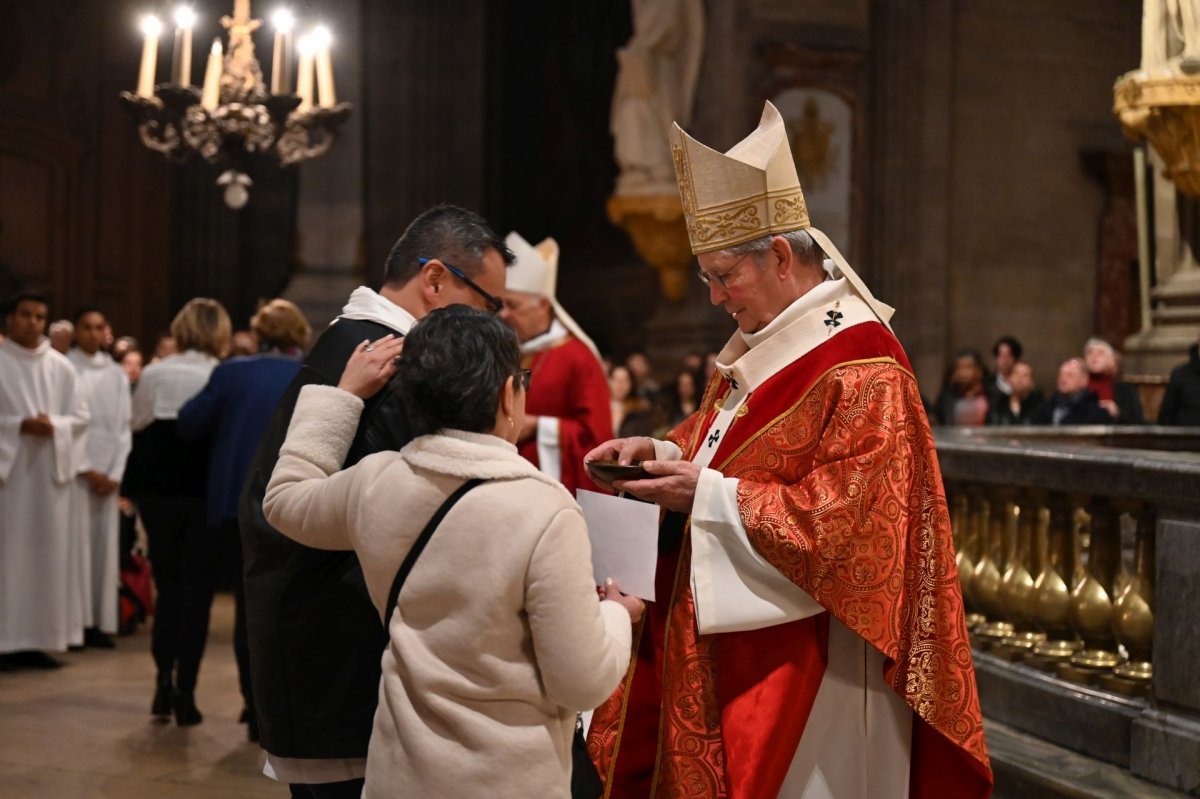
left=652, top=439, right=683, bottom=461
left=689, top=467, right=825, bottom=635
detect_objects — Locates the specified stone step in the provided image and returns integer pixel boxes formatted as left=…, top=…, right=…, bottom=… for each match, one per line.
left=987, top=718, right=1188, bottom=798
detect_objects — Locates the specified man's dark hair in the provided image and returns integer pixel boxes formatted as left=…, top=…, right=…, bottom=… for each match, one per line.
left=993, top=335, right=1023, bottom=360
left=4, top=290, right=49, bottom=317
left=398, top=304, right=522, bottom=435
left=73, top=306, right=105, bottom=324
left=382, top=205, right=513, bottom=287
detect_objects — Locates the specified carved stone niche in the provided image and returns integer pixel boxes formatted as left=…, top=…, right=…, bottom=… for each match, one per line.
left=759, top=43, right=869, bottom=273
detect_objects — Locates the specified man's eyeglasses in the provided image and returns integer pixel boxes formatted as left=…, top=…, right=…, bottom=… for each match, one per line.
left=418, top=257, right=504, bottom=314
left=697, top=252, right=755, bottom=289
left=515, top=368, right=532, bottom=392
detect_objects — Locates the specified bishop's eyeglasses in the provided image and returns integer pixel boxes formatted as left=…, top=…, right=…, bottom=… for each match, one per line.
left=697, top=252, right=755, bottom=289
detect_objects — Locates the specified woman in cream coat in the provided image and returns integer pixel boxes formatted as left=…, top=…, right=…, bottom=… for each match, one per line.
left=263, top=306, right=639, bottom=798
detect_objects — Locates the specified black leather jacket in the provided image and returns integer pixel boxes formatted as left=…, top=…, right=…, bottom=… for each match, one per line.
left=239, top=316, right=412, bottom=759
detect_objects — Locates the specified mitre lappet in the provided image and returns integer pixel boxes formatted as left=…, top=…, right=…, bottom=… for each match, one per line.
left=669, top=100, right=895, bottom=327
left=504, top=232, right=602, bottom=360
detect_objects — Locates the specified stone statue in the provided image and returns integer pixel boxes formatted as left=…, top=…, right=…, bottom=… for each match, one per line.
left=611, top=0, right=704, bottom=196
left=1142, top=0, right=1200, bottom=72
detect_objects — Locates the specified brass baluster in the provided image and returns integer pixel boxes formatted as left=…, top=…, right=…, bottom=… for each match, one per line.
left=1059, top=498, right=1123, bottom=683
left=995, top=492, right=1047, bottom=660
left=975, top=488, right=1016, bottom=644
left=955, top=484, right=984, bottom=628
left=1027, top=495, right=1082, bottom=669
left=1102, top=508, right=1155, bottom=696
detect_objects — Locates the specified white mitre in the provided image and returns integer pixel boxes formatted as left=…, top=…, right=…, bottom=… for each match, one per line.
left=504, top=231, right=601, bottom=360
left=669, top=101, right=894, bottom=327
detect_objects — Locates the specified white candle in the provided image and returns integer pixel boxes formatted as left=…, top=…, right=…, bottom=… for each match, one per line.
left=271, top=9, right=295, bottom=95
left=312, top=26, right=335, bottom=107
left=172, top=6, right=196, bottom=86
left=137, top=16, right=162, bottom=98
left=201, top=39, right=223, bottom=110
left=296, top=35, right=315, bottom=112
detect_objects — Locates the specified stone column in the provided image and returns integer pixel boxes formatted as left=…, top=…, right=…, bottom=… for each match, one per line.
left=867, top=0, right=956, bottom=391
left=1123, top=152, right=1200, bottom=374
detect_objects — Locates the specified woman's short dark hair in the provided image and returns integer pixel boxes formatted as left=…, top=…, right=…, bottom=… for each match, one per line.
left=398, top=305, right=522, bottom=435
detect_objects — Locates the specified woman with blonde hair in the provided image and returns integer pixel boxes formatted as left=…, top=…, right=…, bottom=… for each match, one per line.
left=264, top=305, right=640, bottom=797
left=122, top=298, right=231, bottom=726
left=177, top=298, right=310, bottom=740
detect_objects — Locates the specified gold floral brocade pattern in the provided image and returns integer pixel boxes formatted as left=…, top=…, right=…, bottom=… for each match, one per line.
left=772, top=192, right=809, bottom=227
left=731, top=362, right=989, bottom=766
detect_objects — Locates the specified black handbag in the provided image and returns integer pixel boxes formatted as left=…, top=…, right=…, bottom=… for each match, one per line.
left=572, top=712, right=604, bottom=798
left=385, top=477, right=604, bottom=798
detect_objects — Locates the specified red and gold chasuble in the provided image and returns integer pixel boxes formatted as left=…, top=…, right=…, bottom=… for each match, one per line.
left=587, top=320, right=991, bottom=798
left=518, top=335, right=612, bottom=496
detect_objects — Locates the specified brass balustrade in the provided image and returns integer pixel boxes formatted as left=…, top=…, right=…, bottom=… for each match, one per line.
left=931, top=426, right=1200, bottom=794
left=1060, top=498, right=1124, bottom=681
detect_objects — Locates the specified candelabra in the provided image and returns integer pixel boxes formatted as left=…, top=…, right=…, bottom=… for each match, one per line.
left=119, top=1, right=350, bottom=209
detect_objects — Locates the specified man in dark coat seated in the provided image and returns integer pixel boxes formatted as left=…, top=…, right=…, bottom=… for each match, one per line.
left=1158, top=337, right=1200, bottom=426
left=1031, top=357, right=1112, bottom=426
left=239, top=205, right=511, bottom=798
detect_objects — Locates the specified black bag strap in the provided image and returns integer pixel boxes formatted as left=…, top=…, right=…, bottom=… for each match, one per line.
left=385, top=478, right=485, bottom=624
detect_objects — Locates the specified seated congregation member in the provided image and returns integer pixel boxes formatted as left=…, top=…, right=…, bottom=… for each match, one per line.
left=123, top=298, right=231, bottom=725
left=263, top=306, right=639, bottom=799
left=987, top=334, right=1022, bottom=405
left=609, top=363, right=656, bottom=438
left=986, top=360, right=1043, bottom=425
left=1158, top=332, right=1200, bottom=425
left=1031, top=357, right=1112, bottom=426
left=176, top=299, right=311, bottom=741
left=1084, top=336, right=1144, bottom=424
left=239, top=205, right=511, bottom=797
left=933, top=348, right=989, bottom=426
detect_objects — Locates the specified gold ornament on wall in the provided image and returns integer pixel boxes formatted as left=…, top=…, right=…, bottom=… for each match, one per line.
left=1114, top=72, right=1200, bottom=198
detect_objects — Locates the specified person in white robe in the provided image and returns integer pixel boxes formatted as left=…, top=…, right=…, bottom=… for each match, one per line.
left=0, top=292, right=89, bottom=667
left=68, top=309, right=131, bottom=647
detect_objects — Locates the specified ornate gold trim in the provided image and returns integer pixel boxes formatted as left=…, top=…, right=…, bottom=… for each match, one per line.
left=716, top=357, right=908, bottom=472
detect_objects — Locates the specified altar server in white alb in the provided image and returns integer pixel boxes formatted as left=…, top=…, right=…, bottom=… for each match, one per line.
left=0, top=291, right=89, bottom=667
left=68, top=308, right=132, bottom=648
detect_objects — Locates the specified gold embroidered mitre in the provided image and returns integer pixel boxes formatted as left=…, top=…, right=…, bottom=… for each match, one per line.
left=670, top=101, right=810, bottom=254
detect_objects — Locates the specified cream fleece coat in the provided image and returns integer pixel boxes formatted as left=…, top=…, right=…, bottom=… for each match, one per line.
left=264, top=385, right=632, bottom=798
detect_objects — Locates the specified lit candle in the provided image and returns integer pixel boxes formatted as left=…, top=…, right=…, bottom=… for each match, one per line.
left=201, top=39, right=223, bottom=110
left=136, top=15, right=162, bottom=98
left=312, top=25, right=336, bottom=107
left=172, top=6, right=196, bottom=86
left=296, top=34, right=315, bottom=112
left=271, top=9, right=295, bottom=95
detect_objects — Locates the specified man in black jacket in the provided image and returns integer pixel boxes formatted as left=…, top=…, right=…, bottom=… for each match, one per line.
left=1031, top=357, right=1112, bottom=426
left=239, top=205, right=511, bottom=798
left=1159, top=340, right=1200, bottom=425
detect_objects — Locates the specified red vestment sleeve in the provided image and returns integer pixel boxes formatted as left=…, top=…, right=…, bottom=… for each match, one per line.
left=554, top=343, right=613, bottom=494
left=729, top=361, right=992, bottom=796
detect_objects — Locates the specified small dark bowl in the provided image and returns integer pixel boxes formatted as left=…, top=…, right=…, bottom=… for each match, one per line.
left=585, top=460, right=650, bottom=482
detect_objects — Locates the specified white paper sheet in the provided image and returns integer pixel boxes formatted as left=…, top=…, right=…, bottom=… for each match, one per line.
left=576, top=489, right=659, bottom=602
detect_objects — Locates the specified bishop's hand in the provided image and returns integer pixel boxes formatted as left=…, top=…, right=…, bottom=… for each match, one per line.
left=613, top=459, right=701, bottom=514
left=584, top=436, right=657, bottom=491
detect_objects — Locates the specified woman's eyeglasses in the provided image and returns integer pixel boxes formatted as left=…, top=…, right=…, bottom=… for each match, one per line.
left=418, top=257, right=504, bottom=314
left=515, top=368, right=532, bottom=392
